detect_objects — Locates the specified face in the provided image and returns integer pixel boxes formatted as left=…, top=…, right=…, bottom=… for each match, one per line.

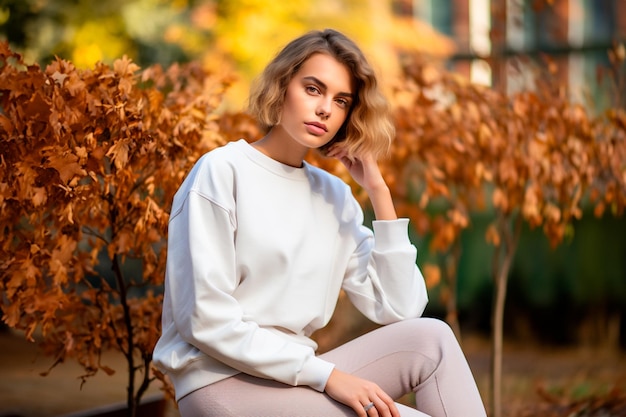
left=277, top=53, right=354, bottom=150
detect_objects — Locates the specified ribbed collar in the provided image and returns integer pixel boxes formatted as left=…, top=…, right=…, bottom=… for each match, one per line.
left=233, top=139, right=311, bottom=182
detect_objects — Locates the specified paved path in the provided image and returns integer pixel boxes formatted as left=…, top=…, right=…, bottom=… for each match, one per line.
left=0, top=329, right=179, bottom=417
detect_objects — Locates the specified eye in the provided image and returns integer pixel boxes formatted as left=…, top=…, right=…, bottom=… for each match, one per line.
left=305, top=85, right=321, bottom=95
left=335, top=97, right=350, bottom=109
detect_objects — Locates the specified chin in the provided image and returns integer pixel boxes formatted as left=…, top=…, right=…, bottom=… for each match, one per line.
left=298, top=136, right=333, bottom=151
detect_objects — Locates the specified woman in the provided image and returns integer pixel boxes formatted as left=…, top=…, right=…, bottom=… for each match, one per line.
left=153, top=28, right=486, bottom=417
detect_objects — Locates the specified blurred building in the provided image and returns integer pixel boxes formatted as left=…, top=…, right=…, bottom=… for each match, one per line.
left=394, top=0, right=626, bottom=110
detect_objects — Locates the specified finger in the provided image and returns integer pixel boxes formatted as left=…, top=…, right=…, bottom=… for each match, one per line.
left=370, top=399, right=389, bottom=417
left=338, top=156, right=353, bottom=170
left=384, top=399, right=400, bottom=417
left=327, top=146, right=346, bottom=158
left=353, top=396, right=374, bottom=417
left=326, top=148, right=340, bottom=158
left=327, top=143, right=340, bottom=154
left=335, top=150, right=356, bottom=163
left=359, top=394, right=387, bottom=417
left=375, top=391, right=398, bottom=417
left=362, top=400, right=378, bottom=417
left=384, top=400, right=400, bottom=417
left=354, top=402, right=368, bottom=417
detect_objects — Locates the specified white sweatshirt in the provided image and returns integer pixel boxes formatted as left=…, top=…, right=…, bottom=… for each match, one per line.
left=152, top=139, right=428, bottom=401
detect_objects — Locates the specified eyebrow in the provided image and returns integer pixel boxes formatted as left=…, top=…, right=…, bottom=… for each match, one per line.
left=302, top=76, right=354, bottom=99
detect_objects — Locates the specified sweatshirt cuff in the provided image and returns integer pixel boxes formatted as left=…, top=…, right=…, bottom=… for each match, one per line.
left=298, top=356, right=336, bottom=392
left=372, top=218, right=411, bottom=251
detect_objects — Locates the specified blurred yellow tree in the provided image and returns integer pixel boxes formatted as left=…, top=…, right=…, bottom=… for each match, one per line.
left=212, top=0, right=455, bottom=106
left=1, top=0, right=455, bottom=109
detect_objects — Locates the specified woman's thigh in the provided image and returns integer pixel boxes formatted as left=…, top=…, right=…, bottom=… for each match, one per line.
left=178, top=372, right=430, bottom=417
left=320, top=318, right=485, bottom=417
left=177, top=318, right=454, bottom=417
left=319, top=317, right=453, bottom=399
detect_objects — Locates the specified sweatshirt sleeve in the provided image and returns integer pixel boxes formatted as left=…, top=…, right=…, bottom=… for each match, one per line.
left=341, top=196, right=429, bottom=324
left=164, top=190, right=335, bottom=391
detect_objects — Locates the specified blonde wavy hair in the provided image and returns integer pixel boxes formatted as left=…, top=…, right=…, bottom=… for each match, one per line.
left=247, top=29, right=394, bottom=159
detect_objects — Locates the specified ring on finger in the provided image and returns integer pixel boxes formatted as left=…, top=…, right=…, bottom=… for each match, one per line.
left=364, top=402, right=375, bottom=412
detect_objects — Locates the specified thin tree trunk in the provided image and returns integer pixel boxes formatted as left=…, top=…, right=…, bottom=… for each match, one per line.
left=490, top=251, right=507, bottom=417
left=112, top=252, right=137, bottom=417
left=443, top=240, right=462, bottom=342
left=109, top=200, right=138, bottom=417
left=490, top=214, right=521, bottom=417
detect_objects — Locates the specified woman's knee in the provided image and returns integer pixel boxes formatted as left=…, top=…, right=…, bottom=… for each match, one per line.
left=404, top=317, right=455, bottom=339
left=398, top=317, right=460, bottom=355
left=424, top=317, right=456, bottom=338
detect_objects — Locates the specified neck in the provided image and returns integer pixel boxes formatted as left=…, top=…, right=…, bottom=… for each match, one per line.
left=252, top=129, right=309, bottom=168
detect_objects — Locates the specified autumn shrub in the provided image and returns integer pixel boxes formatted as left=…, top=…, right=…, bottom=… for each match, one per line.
left=387, top=52, right=625, bottom=417
left=0, top=42, right=231, bottom=413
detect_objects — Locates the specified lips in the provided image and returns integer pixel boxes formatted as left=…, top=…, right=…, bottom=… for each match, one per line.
left=305, top=121, right=328, bottom=136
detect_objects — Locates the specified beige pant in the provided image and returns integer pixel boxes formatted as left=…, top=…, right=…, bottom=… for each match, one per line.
left=178, top=318, right=487, bottom=417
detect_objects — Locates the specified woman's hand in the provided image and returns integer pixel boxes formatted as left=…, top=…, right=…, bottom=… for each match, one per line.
left=327, top=147, right=386, bottom=193
left=327, top=147, right=397, bottom=221
left=324, top=369, right=401, bottom=417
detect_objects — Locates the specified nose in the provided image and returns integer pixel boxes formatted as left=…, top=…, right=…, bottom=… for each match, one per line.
left=316, top=98, right=331, bottom=120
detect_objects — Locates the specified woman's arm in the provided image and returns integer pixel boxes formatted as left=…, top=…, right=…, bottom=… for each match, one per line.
left=327, top=147, right=428, bottom=322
